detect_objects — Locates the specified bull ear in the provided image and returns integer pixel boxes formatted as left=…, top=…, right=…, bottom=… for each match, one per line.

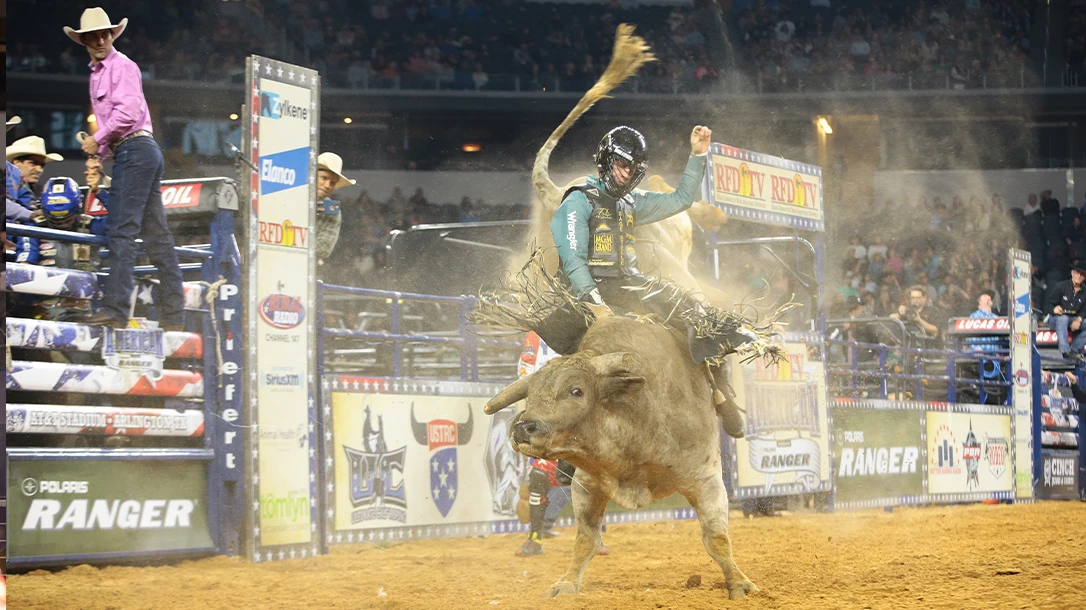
left=597, top=375, right=646, bottom=400
left=485, top=376, right=530, bottom=414
left=588, top=352, right=634, bottom=376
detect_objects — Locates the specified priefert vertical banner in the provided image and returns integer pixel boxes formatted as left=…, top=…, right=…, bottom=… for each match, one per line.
left=1008, top=249, right=1033, bottom=500
left=244, top=56, right=321, bottom=561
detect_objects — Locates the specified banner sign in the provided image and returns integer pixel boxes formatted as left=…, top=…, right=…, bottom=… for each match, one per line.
left=1009, top=248, right=1034, bottom=499
left=7, top=456, right=213, bottom=559
left=926, top=410, right=1014, bottom=497
left=731, top=336, right=832, bottom=498
left=1035, top=451, right=1079, bottom=499
left=832, top=406, right=924, bottom=508
left=158, top=177, right=240, bottom=217
left=322, top=377, right=698, bottom=545
left=704, top=143, right=824, bottom=232
left=244, top=55, right=320, bottom=562
left=7, top=404, right=203, bottom=437
left=102, top=328, right=165, bottom=381
left=7, top=317, right=202, bottom=357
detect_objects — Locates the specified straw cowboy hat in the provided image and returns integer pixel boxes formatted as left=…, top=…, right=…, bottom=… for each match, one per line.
left=64, top=7, right=128, bottom=45
left=6, top=136, right=64, bottom=163
left=6, top=115, right=21, bottom=132
left=317, top=152, right=356, bottom=190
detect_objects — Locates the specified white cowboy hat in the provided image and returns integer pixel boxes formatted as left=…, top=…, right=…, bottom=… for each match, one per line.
left=6, top=136, right=64, bottom=163
left=6, top=115, right=21, bottom=132
left=317, top=152, right=356, bottom=191
left=64, top=7, right=128, bottom=46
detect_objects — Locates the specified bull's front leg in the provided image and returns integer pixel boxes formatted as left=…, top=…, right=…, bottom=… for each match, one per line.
left=545, top=473, right=608, bottom=597
left=683, top=471, right=757, bottom=600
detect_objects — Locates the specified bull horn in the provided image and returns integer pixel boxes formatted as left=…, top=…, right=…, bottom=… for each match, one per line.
left=589, top=352, right=634, bottom=376
left=485, top=376, right=530, bottom=415
left=409, top=403, right=428, bottom=445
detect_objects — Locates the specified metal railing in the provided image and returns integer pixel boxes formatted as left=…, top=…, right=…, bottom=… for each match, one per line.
left=317, top=282, right=522, bottom=382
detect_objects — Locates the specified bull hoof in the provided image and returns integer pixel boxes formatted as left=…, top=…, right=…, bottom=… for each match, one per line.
left=545, top=580, right=579, bottom=597
left=727, top=579, right=758, bottom=600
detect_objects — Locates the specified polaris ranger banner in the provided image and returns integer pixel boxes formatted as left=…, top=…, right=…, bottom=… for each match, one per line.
left=8, top=458, right=213, bottom=558
left=831, top=406, right=924, bottom=508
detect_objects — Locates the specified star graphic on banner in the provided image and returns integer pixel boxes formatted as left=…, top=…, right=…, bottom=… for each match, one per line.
left=277, top=66, right=283, bottom=77
left=310, top=151, right=316, bottom=161
left=251, top=190, right=258, bottom=201
left=252, top=138, right=258, bottom=148
left=252, top=59, right=260, bottom=71
left=438, top=470, right=449, bottom=487
left=447, top=485, right=456, bottom=499
left=311, top=101, right=316, bottom=110
left=432, top=461, right=439, bottom=473
left=289, top=69, right=295, bottom=81
left=447, top=458, right=456, bottom=472
left=433, top=486, right=441, bottom=498
left=310, top=126, right=317, bottom=136
left=265, top=64, right=272, bottom=75
left=300, top=73, right=306, bottom=84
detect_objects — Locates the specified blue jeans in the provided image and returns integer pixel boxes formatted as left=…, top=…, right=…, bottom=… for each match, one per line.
left=101, top=137, right=184, bottom=325
left=1051, top=315, right=1086, bottom=355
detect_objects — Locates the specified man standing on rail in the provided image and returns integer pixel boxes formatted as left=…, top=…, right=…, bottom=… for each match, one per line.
left=65, top=7, right=185, bottom=331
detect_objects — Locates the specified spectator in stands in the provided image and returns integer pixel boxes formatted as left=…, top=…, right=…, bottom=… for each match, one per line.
left=67, top=8, right=186, bottom=331
left=315, top=152, right=355, bottom=263
left=1047, top=262, right=1086, bottom=361
left=892, top=284, right=945, bottom=341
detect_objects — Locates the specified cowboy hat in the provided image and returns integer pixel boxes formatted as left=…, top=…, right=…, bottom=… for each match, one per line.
left=6, top=136, right=64, bottom=163
left=64, top=7, right=128, bottom=46
left=317, top=152, right=356, bottom=191
left=6, top=115, right=21, bottom=132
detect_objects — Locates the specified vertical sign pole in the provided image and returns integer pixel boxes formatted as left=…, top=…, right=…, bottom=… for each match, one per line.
left=1008, top=248, right=1034, bottom=501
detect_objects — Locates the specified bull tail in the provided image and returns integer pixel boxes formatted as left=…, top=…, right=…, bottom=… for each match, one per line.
left=531, top=23, right=656, bottom=219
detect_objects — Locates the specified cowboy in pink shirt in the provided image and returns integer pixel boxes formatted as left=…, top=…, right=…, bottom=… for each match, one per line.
left=66, top=7, right=185, bottom=331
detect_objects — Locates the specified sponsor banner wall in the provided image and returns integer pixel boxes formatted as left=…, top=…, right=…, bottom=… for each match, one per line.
left=1009, top=249, right=1034, bottom=499
left=832, top=407, right=924, bottom=507
left=926, top=411, right=1013, bottom=495
left=329, top=390, right=520, bottom=531
left=1036, top=451, right=1079, bottom=499
left=245, top=56, right=320, bottom=561
left=731, top=337, right=832, bottom=498
left=8, top=457, right=213, bottom=558
left=704, top=143, right=824, bottom=231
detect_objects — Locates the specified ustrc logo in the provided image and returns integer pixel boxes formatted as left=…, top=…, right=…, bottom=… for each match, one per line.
left=22, top=477, right=89, bottom=496
left=259, top=90, right=309, bottom=121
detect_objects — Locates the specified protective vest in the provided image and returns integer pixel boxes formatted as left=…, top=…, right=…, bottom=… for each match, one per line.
left=565, top=185, right=639, bottom=278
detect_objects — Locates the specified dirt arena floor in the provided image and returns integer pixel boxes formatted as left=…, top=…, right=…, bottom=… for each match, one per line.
left=9, top=501, right=1084, bottom=610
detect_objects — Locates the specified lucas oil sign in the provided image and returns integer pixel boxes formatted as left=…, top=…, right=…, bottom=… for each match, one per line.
left=7, top=457, right=213, bottom=558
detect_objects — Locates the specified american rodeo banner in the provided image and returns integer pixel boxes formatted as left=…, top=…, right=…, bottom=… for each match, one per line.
left=244, top=56, right=320, bottom=562
left=703, top=143, right=824, bottom=231
left=730, top=333, right=832, bottom=498
left=926, top=408, right=1014, bottom=499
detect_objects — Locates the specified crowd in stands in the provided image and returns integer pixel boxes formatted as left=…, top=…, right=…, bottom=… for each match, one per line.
left=326, top=186, right=528, bottom=283
left=832, top=188, right=1086, bottom=348
left=9, top=0, right=722, bottom=93
left=13, top=0, right=1069, bottom=92
left=1069, top=0, right=1086, bottom=84
left=735, top=0, right=1034, bottom=92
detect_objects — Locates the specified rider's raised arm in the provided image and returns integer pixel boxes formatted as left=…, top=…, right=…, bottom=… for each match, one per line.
left=631, top=153, right=707, bottom=226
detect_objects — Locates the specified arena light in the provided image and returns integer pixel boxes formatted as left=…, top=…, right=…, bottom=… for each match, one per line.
left=229, top=113, right=239, bottom=121
left=462, top=143, right=482, bottom=153
left=343, top=117, right=353, bottom=124
left=87, top=114, right=96, bottom=124
left=817, top=117, right=833, bottom=135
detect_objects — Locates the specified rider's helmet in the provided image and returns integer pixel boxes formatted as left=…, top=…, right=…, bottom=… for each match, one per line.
left=594, top=126, right=647, bottom=199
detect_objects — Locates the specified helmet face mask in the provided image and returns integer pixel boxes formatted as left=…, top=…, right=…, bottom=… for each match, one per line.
left=41, top=177, right=83, bottom=231
left=595, top=126, right=647, bottom=199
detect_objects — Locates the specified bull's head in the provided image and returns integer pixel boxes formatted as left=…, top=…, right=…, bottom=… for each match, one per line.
left=484, top=352, right=645, bottom=460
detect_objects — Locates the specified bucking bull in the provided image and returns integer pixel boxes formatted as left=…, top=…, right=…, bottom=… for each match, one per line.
left=484, top=316, right=757, bottom=599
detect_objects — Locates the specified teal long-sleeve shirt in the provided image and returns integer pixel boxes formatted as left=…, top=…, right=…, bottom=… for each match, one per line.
left=550, top=153, right=707, bottom=299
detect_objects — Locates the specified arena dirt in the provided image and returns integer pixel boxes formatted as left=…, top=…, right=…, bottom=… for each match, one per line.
left=10, top=501, right=1084, bottom=609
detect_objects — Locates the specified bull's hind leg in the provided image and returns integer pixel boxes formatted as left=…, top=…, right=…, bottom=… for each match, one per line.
left=545, top=474, right=608, bottom=597
left=683, top=473, right=757, bottom=599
